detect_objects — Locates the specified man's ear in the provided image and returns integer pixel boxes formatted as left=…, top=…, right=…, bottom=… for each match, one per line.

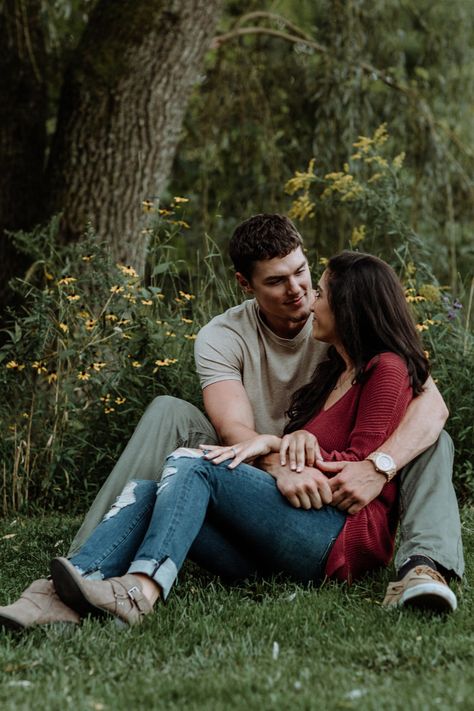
left=235, top=272, right=253, bottom=294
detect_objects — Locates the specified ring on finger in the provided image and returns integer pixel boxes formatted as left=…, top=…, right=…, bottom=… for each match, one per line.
left=231, top=447, right=237, bottom=457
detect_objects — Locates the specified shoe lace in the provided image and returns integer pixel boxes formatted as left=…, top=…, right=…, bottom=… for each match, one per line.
left=413, top=566, right=447, bottom=584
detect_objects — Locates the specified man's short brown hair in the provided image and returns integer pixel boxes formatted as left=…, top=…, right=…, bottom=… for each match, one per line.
left=229, top=214, right=304, bottom=280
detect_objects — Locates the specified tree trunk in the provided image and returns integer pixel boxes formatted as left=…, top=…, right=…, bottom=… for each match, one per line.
left=0, top=0, right=47, bottom=307
left=47, top=0, right=221, bottom=273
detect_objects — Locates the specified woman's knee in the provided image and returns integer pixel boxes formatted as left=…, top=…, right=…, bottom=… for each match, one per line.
left=104, top=480, right=157, bottom=520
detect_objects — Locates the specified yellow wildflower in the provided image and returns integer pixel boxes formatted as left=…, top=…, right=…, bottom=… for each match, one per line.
left=77, top=371, right=91, bottom=381
left=284, top=159, right=316, bottom=195
left=141, top=299, right=153, bottom=306
left=100, top=394, right=111, bottom=403
left=110, top=285, right=124, bottom=294
left=32, top=361, right=47, bottom=374
left=115, top=397, right=126, bottom=405
left=117, top=319, right=131, bottom=326
left=154, top=358, right=178, bottom=369
left=373, top=123, right=389, bottom=146
left=85, top=319, right=97, bottom=331
left=6, top=360, right=25, bottom=371
left=181, top=317, right=193, bottom=324
left=131, top=361, right=142, bottom=368
left=105, top=314, right=118, bottom=322
left=419, top=284, right=441, bottom=302
left=104, top=406, right=115, bottom=414
left=351, top=225, right=366, bottom=246
left=416, top=323, right=428, bottom=332
left=288, top=193, right=315, bottom=221
left=165, top=331, right=176, bottom=338
left=172, top=220, right=190, bottom=229
left=91, top=362, right=106, bottom=372
left=424, top=350, right=430, bottom=360
left=393, top=152, right=406, bottom=169
left=368, top=172, right=383, bottom=183
left=66, top=294, right=80, bottom=302
left=157, top=294, right=165, bottom=300
left=124, top=293, right=137, bottom=304
left=173, top=196, right=190, bottom=203
left=142, top=200, right=155, bottom=213
left=158, top=208, right=174, bottom=216
left=117, top=265, right=139, bottom=278
left=46, top=372, right=58, bottom=384
left=184, top=334, right=197, bottom=341
left=319, top=257, right=329, bottom=266
left=45, top=270, right=54, bottom=281
left=352, top=136, right=373, bottom=153
left=59, top=323, right=69, bottom=333
left=82, top=254, right=95, bottom=262
left=57, top=277, right=77, bottom=286
left=179, top=291, right=195, bottom=301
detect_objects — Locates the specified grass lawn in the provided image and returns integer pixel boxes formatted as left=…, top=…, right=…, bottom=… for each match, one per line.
left=0, top=509, right=473, bottom=711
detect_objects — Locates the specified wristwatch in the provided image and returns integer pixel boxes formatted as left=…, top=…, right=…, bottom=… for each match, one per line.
left=366, top=452, right=397, bottom=482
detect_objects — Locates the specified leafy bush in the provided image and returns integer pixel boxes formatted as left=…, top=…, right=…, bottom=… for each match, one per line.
left=0, top=206, right=238, bottom=514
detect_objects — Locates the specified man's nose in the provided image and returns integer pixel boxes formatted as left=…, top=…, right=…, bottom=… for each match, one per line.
left=287, top=277, right=300, bottom=293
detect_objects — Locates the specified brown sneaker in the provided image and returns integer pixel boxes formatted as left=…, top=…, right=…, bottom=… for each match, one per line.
left=0, top=578, right=80, bottom=631
left=383, top=565, right=457, bottom=613
left=50, top=557, right=152, bottom=626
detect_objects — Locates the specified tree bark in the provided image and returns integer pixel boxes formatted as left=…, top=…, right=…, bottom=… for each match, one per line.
left=0, top=0, right=47, bottom=307
left=47, top=0, right=221, bottom=273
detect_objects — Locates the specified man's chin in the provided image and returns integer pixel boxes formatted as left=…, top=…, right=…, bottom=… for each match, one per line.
left=288, top=310, right=311, bottom=324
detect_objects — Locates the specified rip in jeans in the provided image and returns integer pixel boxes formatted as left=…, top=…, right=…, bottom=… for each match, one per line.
left=103, top=480, right=138, bottom=520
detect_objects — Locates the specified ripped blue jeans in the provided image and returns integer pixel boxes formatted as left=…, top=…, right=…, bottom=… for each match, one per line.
left=69, top=450, right=346, bottom=599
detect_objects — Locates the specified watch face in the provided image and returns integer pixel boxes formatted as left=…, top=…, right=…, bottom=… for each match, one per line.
left=376, top=453, right=394, bottom=472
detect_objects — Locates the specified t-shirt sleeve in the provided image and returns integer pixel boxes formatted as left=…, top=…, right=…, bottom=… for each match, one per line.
left=319, top=352, right=413, bottom=462
left=194, top=320, right=244, bottom=389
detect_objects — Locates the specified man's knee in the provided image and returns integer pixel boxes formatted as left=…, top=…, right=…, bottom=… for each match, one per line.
left=143, top=395, right=200, bottom=423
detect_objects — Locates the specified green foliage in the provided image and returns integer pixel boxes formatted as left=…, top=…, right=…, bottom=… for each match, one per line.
left=0, top=209, right=238, bottom=514
left=170, top=0, right=474, bottom=286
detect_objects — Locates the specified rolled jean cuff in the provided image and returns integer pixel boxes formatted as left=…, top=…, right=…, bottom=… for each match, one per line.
left=128, top=556, right=178, bottom=601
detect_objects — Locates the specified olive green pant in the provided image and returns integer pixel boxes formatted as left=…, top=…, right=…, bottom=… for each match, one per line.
left=68, top=396, right=465, bottom=578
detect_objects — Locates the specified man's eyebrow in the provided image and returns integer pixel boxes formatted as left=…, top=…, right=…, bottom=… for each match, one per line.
left=263, top=261, right=307, bottom=282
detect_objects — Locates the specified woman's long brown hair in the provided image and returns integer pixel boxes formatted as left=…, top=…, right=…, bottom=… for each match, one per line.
left=285, top=251, right=430, bottom=433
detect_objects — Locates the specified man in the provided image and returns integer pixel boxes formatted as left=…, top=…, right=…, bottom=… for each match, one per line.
left=0, top=214, right=463, bottom=629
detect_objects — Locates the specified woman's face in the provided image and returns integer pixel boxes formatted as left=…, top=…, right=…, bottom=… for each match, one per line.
left=311, top=270, right=338, bottom=344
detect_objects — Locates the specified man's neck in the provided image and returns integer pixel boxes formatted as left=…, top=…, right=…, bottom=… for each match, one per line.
left=258, top=310, right=309, bottom=339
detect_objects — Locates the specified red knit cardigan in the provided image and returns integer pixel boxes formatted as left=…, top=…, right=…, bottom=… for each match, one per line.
left=303, top=351, right=413, bottom=583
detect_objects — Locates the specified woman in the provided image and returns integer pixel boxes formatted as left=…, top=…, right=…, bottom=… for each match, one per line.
left=2, top=252, right=430, bottom=628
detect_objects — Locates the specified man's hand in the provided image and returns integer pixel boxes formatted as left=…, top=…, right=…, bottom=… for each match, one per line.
left=276, top=468, right=333, bottom=510
left=256, top=453, right=332, bottom=510
left=317, top=459, right=386, bottom=514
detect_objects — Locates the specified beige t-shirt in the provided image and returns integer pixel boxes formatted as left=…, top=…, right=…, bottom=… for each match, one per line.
left=194, top=299, right=328, bottom=435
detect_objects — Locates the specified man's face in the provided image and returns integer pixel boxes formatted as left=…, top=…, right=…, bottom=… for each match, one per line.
left=236, top=247, right=313, bottom=336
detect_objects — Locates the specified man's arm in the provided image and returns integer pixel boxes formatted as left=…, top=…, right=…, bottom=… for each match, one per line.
left=203, top=380, right=260, bottom=444
left=320, top=376, right=449, bottom=513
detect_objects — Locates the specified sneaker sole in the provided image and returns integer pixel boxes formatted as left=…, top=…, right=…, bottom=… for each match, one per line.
left=401, top=582, right=457, bottom=613
left=50, top=558, right=113, bottom=621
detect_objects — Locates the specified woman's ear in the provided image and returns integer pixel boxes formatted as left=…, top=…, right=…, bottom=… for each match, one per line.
left=235, top=272, right=253, bottom=294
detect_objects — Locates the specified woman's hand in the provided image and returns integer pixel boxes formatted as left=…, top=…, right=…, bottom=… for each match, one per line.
left=199, top=435, right=281, bottom=469
left=279, top=430, right=322, bottom=472
left=276, top=468, right=332, bottom=510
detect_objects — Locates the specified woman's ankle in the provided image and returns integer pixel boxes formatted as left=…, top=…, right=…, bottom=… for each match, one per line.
left=133, top=573, right=161, bottom=607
